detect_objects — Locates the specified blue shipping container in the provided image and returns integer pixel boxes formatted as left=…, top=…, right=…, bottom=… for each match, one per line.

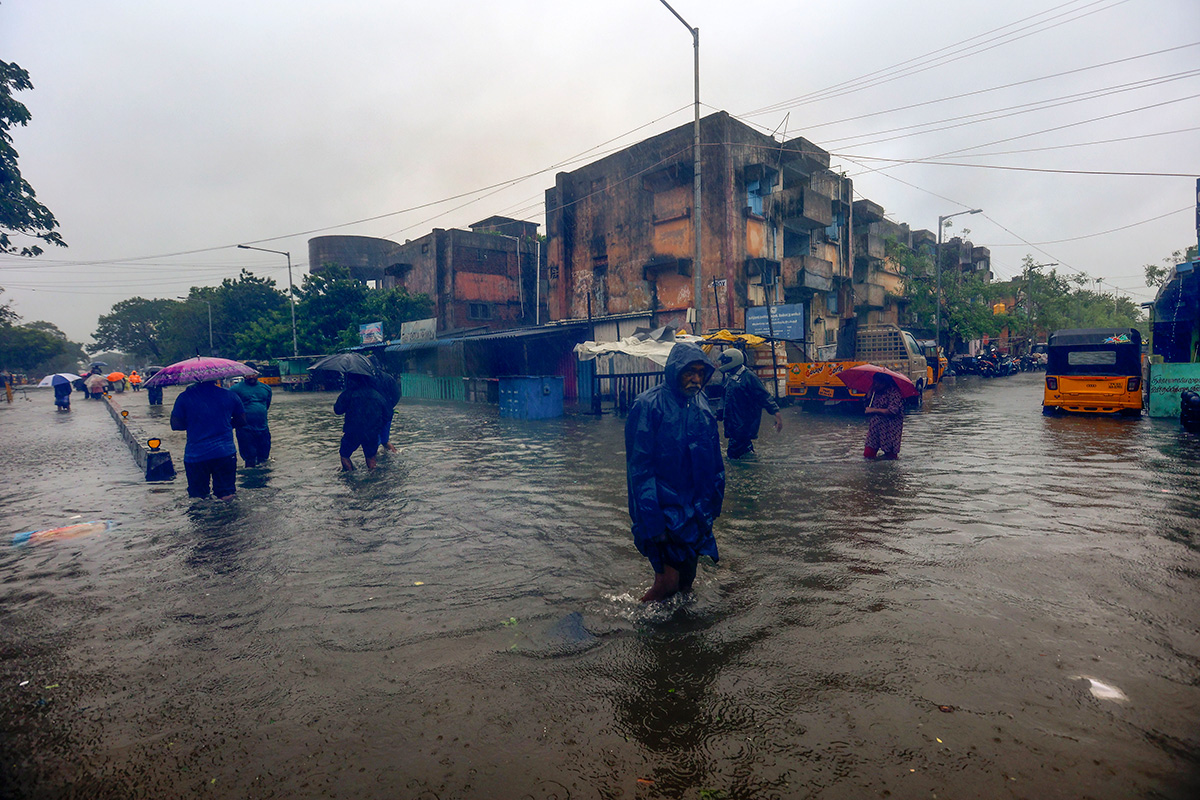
left=499, top=376, right=564, bottom=420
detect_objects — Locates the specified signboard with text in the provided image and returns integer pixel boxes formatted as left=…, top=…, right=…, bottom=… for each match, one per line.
left=745, top=303, right=806, bottom=340
left=399, top=317, right=437, bottom=345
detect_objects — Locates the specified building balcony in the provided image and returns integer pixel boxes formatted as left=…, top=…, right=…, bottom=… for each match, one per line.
left=853, top=282, right=886, bottom=309
left=782, top=255, right=834, bottom=293
left=745, top=257, right=781, bottom=284
left=856, top=232, right=886, bottom=261
left=768, top=185, right=832, bottom=232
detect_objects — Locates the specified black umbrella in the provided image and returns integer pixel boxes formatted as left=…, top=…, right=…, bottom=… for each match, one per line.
left=309, top=352, right=376, bottom=376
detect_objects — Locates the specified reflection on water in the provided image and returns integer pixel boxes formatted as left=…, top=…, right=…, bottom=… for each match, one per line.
left=1, top=374, right=1198, bottom=799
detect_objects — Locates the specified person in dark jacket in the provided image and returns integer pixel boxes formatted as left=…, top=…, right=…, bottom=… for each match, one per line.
left=625, top=341, right=725, bottom=602
left=334, top=373, right=387, bottom=471
left=53, top=379, right=72, bottom=412
left=171, top=380, right=246, bottom=499
left=716, top=348, right=782, bottom=459
left=373, top=368, right=401, bottom=453
left=230, top=374, right=272, bottom=467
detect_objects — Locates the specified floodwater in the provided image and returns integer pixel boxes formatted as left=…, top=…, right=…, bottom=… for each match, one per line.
left=1, top=375, right=1198, bottom=800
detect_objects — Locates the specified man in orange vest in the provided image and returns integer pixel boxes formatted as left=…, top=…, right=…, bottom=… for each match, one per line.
left=129, top=370, right=142, bottom=392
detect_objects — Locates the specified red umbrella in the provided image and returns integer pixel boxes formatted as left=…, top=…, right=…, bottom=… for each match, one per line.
left=143, top=356, right=257, bottom=388
left=837, top=363, right=919, bottom=399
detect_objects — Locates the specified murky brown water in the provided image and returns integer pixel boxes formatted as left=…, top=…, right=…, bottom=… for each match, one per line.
left=2, top=375, right=1198, bottom=799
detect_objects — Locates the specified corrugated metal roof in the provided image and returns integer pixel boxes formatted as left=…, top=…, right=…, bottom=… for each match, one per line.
left=383, top=323, right=587, bottom=353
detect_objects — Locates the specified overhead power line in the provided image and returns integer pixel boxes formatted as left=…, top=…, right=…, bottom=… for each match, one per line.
left=743, top=0, right=1131, bottom=116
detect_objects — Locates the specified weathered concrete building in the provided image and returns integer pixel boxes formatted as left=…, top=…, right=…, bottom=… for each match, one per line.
left=545, top=111, right=849, bottom=348
left=543, top=110, right=994, bottom=359
left=310, top=216, right=544, bottom=335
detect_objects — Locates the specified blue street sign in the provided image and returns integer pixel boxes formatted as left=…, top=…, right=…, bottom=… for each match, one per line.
left=745, top=303, right=806, bottom=340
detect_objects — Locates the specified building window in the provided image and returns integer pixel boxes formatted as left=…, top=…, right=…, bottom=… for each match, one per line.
left=747, top=179, right=765, bottom=216
left=468, top=303, right=492, bottom=320
left=421, top=243, right=430, bottom=254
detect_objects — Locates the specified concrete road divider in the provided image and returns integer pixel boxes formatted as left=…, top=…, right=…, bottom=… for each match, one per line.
left=103, top=396, right=176, bottom=482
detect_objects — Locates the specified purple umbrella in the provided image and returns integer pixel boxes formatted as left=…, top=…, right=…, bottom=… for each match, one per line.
left=143, top=356, right=257, bottom=388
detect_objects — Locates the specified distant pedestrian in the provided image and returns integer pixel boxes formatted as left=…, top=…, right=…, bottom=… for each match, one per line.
left=863, top=373, right=904, bottom=459
left=716, top=348, right=782, bottom=459
left=334, top=373, right=387, bottom=471
left=53, top=380, right=72, bottom=412
left=170, top=380, right=246, bottom=499
left=374, top=368, right=401, bottom=453
left=146, top=369, right=164, bottom=405
left=85, top=373, right=107, bottom=399
left=129, top=370, right=142, bottom=391
left=625, top=342, right=725, bottom=602
left=230, top=374, right=272, bottom=467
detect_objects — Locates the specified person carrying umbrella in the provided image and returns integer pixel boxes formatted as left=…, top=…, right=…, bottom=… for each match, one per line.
left=52, top=375, right=73, bottom=412
left=157, top=357, right=255, bottom=499
left=85, top=371, right=107, bottom=400
left=333, top=373, right=388, bottom=471
left=715, top=347, right=782, bottom=459
left=863, top=372, right=905, bottom=459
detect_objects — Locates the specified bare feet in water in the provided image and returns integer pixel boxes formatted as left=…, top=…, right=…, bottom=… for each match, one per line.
left=640, top=564, right=680, bottom=602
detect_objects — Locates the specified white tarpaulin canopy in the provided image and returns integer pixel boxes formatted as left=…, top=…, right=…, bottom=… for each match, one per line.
left=574, top=326, right=706, bottom=367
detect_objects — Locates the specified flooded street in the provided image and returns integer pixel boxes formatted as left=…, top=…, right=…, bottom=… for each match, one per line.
left=2, top=374, right=1198, bottom=799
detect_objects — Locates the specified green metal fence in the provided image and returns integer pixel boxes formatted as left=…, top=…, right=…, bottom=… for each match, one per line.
left=399, top=373, right=465, bottom=402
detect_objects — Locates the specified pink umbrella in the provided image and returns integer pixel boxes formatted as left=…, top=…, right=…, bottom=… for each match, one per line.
left=837, top=363, right=919, bottom=399
left=143, top=356, right=257, bottom=388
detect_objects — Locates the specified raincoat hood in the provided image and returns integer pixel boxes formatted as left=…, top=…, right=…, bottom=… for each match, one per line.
left=664, top=342, right=715, bottom=399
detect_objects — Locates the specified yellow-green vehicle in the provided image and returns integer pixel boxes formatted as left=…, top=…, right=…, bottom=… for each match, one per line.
left=789, top=324, right=929, bottom=406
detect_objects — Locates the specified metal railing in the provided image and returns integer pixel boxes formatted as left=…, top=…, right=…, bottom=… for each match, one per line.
left=593, top=371, right=665, bottom=415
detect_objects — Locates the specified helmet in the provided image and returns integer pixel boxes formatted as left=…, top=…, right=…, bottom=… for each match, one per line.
left=717, top=348, right=744, bottom=372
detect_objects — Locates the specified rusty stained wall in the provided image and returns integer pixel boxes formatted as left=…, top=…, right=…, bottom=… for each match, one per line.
left=546, top=112, right=839, bottom=333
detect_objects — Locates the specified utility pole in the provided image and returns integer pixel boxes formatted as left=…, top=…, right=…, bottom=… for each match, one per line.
left=658, top=0, right=702, bottom=333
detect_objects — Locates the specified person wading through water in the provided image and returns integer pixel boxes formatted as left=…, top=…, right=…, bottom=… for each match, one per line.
left=625, top=342, right=725, bottom=602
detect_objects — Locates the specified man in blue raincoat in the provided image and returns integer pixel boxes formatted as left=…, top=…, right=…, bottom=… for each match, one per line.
left=625, top=341, right=725, bottom=602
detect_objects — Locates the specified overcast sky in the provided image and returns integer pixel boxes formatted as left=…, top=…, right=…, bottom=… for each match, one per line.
left=3, top=0, right=1198, bottom=343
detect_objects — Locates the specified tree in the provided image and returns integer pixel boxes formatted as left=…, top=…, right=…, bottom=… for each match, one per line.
left=92, top=297, right=181, bottom=362
left=1145, top=246, right=1198, bottom=288
left=1, top=61, right=64, bottom=257
left=0, top=324, right=69, bottom=372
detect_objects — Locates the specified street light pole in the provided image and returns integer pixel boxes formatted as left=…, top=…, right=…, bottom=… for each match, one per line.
left=658, top=0, right=702, bottom=333
left=935, top=208, right=982, bottom=353
left=238, top=244, right=298, bottom=357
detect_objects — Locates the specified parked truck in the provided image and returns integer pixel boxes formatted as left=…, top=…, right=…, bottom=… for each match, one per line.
left=788, top=324, right=929, bottom=407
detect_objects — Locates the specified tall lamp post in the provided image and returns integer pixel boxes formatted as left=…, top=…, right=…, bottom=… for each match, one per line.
left=237, top=244, right=298, bottom=357
left=935, top=208, right=982, bottom=353
left=176, top=296, right=213, bottom=354
left=657, top=0, right=702, bottom=333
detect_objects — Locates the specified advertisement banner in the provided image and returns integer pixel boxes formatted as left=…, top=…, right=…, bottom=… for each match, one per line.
left=359, top=321, right=383, bottom=345
left=745, top=303, right=806, bottom=340
left=400, top=317, right=437, bottom=345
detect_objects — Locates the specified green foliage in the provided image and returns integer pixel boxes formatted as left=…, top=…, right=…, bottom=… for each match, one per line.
left=0, top=322, right=78, bottom=372
left=1144, top=246, right=1198, bottom=288
left=92, top=297, right=180, bottom=362
left=888, top=240, right=1145, bottom=351
left=0, top=60, right=65, bottom=257
left=887, top=238, right=1005, bottom=345
left=90, top=265, right=434, bottom=363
